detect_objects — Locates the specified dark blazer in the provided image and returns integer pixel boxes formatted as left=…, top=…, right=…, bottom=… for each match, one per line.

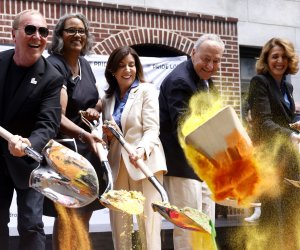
left=248, top=72, right=296, bottom=144
left=0, top=49, right=63, bottom=189
left=159, top=58, right=216, bottom=180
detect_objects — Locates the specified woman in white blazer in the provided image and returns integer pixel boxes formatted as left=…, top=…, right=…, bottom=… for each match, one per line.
left=102, top=46, right=167, bottom=250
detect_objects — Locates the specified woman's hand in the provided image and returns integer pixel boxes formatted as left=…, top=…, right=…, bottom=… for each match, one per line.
left=290, top=132, right=300, bottom=150
left=83, top=108, right=100, bottom=122
left=102, top=120, right=118, bottom=142
left=8, top=135, right=31, bottom=157
left=82, top=131, right=106, bottom=154
left=129, top=147, right=146, bottom=168
left=290, top=121, right=300, bottom=131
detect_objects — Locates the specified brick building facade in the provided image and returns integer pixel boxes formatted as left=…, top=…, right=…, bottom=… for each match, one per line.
left=0, top=0, right=241, bottom=112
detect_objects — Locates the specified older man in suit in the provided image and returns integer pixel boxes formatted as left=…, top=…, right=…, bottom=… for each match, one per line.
left=159, top=34, right=225, bottom=250
left=0, top=10, right=63, bottom=250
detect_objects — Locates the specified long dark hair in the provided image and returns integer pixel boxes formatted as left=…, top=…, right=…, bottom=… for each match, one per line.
left=104, top=46, right=145, bottom=98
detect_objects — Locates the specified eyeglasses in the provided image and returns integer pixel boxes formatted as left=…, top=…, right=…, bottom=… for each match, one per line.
left=19, top=25, right=49, bottom=38
left=63, top=28, right=86, bottom=36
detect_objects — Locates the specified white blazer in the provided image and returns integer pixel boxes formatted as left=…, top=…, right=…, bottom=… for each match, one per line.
left=102, top=82, right=167, bottom=181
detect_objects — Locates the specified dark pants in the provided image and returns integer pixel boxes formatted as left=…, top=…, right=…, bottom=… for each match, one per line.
left=0, top=169, right=46, bottom=250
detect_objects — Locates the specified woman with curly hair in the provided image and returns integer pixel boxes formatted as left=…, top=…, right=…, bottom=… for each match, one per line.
left=247, top=37, right=300, bottom=249
left=43, top=13, right=106, bottom=249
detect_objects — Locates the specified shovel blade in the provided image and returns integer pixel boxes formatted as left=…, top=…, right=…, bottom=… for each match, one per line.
left=30, top=165, right=95, bottom=208
left=30, top=140, right=99, bottom=208
left=152, top=203, right=211, bottom=233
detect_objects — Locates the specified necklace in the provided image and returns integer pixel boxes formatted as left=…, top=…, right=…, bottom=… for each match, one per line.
left=69, top=59, right=79, bottom=75
left=70, top=64, right=78, bottom=75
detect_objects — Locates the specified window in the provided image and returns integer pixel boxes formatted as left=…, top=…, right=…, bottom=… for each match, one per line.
left=240, top=46, right=261, bottom=120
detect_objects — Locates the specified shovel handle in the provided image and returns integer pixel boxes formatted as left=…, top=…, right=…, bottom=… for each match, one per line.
left=106, top=123, right=169, bottom=202
left=0, top=126, right=43, bottom=162
left=0, top=126, right=14, bottom=141
left=79, top=110, right=107, bottom=162
left=105, top=124, right=153, bottom=177
left=88, top=125, right=114, bottom=194
left=92, top=132, right=114, bottom=192
left=90, top=129, right=108, bottom=161
left=127, top=148, right=154, bottom=178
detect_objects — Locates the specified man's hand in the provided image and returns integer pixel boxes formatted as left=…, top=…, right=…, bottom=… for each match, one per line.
left=8, top=135, right=31, bottom=157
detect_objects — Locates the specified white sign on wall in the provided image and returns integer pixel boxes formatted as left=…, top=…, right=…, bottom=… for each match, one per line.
left=87, top=53, right=187, bottom=97
left=1, top=45, right=185, bottom=235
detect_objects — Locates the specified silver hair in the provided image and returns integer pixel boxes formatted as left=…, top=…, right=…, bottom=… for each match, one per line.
left=193, top=33, right=225, bottom=51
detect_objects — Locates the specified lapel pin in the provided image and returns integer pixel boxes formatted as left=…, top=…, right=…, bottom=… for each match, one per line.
left=30, top=78, right=37, bottom=84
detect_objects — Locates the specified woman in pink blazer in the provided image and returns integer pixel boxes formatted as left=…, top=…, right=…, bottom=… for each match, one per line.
left=102, top=46, right=167, bottom=250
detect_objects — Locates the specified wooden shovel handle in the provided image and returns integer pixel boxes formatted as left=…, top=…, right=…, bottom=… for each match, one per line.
left=105, top=124, right=154, bottom=178
left=0, top=126, right=43, bottom=162
left=0, top=126, right=14, bottom=141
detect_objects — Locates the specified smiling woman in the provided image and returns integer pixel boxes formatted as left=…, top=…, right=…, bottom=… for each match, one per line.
left=247, top=37, right=300, bottom=249
left=42, top=13, right=106, bottom=250
left=101, top=46, right=168, bottom=250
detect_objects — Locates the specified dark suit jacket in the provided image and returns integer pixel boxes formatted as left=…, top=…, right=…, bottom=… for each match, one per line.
left=0, top=49, right=63, bottom=189
left=159, top=58, right=216, bottom=180
left=248, top=72, right=296, bottom=145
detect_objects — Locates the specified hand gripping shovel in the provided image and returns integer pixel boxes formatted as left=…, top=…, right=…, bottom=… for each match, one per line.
left=0, top=126, right=99, bottom=208
left=104, top=121, right=216, bottom=234
left=79, top=111, right=113, bottom=195
left=80, top=111, right=145, bottom=215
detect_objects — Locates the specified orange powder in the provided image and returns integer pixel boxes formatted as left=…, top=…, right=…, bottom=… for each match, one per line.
left=178, top=92, right=279, bottom=206
left=45, top=140, right=98, bottom=198
left=54, top=203, right=92, bottom=250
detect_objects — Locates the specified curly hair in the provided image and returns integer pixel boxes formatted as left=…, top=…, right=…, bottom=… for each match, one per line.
left=256, top=37, right=299, bottom=75
left=104, top=46, right=146, bottom=98
left=48, top=13, right=94, bottom=56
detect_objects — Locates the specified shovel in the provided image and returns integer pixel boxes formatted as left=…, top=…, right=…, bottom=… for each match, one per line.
left=0, top=126, right=99, bottom=208
left=284, top=178, right=300, bottom=188
left=104, top=120, right=215, bottom=233
left=80, top=111, right=146, bottom=215
left=184, top=106, right=259, bottom=204
left=79, top=111, right=113, bottom=196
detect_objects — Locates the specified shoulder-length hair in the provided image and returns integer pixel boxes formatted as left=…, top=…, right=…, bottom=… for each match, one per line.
left=104, top=46, right=146, bottom=97
left=48, top=13, right=94, bottom=56
left=256, top=37, right=299, bottom=75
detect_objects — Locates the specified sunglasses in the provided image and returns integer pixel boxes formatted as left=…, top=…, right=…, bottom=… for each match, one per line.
left=63, top=28, right=86, bottom=36
left=21, top=25, right=49, bottom=38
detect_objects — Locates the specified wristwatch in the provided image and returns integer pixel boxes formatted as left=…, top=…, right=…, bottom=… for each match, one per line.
left=78, top=129, right=86, bottom=143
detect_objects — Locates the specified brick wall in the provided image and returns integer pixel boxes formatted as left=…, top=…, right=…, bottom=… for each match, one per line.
left=0, top=0, right=241, bottom=112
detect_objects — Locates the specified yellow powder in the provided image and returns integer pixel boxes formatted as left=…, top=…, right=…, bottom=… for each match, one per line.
left=101, top=190, right=145, bottom=215
left=54, top=203, right=92, bottom=250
